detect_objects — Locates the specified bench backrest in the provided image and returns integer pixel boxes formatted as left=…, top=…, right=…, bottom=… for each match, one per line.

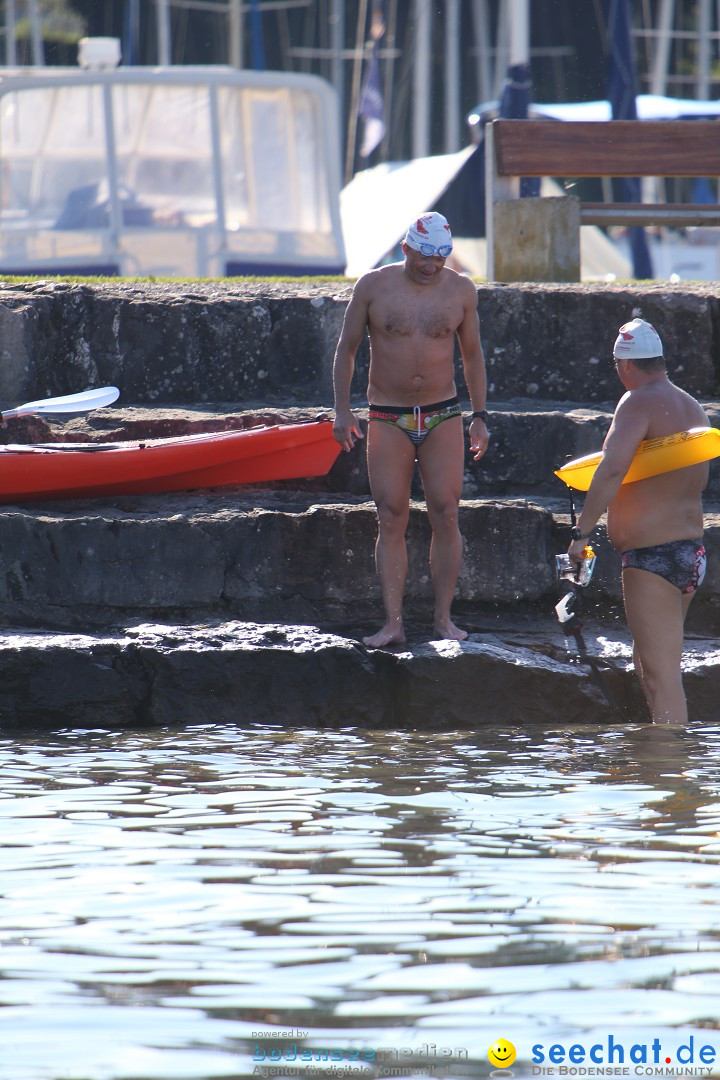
left=492, top=119, right=720, bottom=178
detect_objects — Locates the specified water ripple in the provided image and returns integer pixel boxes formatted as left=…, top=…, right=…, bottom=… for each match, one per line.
left=0, top=722, right=718, bottom=1078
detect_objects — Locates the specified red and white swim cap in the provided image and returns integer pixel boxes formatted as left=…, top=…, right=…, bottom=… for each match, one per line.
left=404, top=211, right=453, bottom=255
left=613, top=318, right=663, bottom=360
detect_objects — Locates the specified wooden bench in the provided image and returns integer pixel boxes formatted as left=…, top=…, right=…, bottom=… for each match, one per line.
left=484, top=119, right=720, bottom=280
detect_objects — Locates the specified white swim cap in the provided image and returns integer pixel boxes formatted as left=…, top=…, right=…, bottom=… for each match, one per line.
left=613, top=318, right=663, bottom=360
left=404, top=211, right=453, bottom=256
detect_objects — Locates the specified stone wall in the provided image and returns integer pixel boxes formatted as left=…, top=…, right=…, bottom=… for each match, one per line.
left=0, top=279, right=717, bottom=407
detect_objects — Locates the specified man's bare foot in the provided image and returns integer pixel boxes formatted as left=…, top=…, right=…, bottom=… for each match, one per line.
left=433, top=618, right=468, bottom=641
left=362, top=622, right=406, bottom=649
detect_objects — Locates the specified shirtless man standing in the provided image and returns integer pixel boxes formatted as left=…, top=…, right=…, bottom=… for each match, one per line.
left=568, top=318, right=709, bottom=725
left=332, top=212, right=489, bottom=648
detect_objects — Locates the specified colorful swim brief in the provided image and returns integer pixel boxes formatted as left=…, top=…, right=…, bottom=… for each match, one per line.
left=368, top=396, right=462, bottom=447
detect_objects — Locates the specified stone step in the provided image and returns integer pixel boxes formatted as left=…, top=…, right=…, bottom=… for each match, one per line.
left=0, top=280, right=718, bottom=405
left=339, top=399, right=720, bottom=499
left=10, top=399, right=720, bottom=500
left=0, top=279, right=716, bottom=729
left=0, top=490, right=717, bottom=633
left=0, top=618, right=716, bottom=728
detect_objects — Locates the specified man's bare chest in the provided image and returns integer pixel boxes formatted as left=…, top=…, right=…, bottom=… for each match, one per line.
left=370, top=297, right=460, bottom=340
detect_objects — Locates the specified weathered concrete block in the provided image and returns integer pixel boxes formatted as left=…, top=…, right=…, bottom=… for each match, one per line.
left=0, top=620, right=716, bottom=730
left=0, top=299, right=41, bottom=399
left=0, top=280, right=716, bottom=408
left=0, top=492, right=717, bottom=630
left=0, top=508, right=226, bottom=610
left=493, top=196, right=581, bottom=282
left=0, top=621, right=638, bottom=728
left=0, top=282, right=363, bottom=406
left=476, top=283, right=719, bottom=401
left=0, top=494, right=558, bottom=628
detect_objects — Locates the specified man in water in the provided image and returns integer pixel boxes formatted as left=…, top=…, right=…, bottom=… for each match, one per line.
left=568, top=317, right=709, bottom=725
left=332, top=211, right=489, bottom=648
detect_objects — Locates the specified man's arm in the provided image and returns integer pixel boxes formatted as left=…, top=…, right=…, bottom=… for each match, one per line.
left=456, top=277, right=489, bottom=461
left=569, top=392, right=649, bottom=556
left=332, top=278, right=370, bottom=451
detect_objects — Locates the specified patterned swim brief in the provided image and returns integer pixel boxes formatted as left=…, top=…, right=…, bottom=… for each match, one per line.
left=368, top=396, right=462, bottom=447
left=621, top=538, right=707, bottom=594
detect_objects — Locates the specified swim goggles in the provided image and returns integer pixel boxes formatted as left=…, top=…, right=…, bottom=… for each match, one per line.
left=414, top=242, right=453, bottom=257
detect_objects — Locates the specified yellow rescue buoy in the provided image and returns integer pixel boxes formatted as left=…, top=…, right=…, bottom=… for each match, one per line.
left=555, top=427, right=720, bottom=492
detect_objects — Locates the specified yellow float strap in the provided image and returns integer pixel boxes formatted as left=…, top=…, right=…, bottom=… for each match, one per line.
left=555, top=427, right=720, bottom=492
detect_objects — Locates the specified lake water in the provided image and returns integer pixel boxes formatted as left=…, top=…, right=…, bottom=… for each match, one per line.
left=0, top=721, right=719, bottom=1080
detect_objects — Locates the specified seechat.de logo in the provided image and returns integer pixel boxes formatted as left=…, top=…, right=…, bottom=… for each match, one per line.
left=531, top=1034, right=717, bottom=1070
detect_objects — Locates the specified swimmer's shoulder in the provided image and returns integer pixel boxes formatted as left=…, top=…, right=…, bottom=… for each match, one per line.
left=350, top=262, right=403, bottom=298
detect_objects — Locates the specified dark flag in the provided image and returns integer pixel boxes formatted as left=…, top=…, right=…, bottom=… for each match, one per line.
left=604, top=0, right=653, bottom=278
left=358, top=42, right=385, bottom=158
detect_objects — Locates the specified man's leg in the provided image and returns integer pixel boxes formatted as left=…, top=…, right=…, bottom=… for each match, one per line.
left=364, top=420, right=417, bottom=648
left=622, top=567, right=695, bottom=725
left=417, top=415, right=467, bottom=641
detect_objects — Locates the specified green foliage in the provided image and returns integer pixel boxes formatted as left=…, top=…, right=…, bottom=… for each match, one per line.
left=13, top=0, right=85, bottom=44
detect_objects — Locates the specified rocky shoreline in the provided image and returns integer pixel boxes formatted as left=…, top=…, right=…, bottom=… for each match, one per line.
left=1, top=614, right=718, bottom=728
left=0, top=279, right=718, bottom=728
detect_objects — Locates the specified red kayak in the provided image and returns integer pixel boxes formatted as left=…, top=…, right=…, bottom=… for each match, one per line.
left=0, top=420, right=342, bottom=501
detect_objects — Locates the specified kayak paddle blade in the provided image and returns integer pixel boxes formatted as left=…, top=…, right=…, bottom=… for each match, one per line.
left=2, top=386, right=120, bottom=420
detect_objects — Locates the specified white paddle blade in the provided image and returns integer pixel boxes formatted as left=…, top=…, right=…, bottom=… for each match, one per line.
left=2, top=386, right=120, bottom=420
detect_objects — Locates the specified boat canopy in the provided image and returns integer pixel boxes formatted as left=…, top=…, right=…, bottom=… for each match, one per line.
left=0, top=65, right=345, bottom=278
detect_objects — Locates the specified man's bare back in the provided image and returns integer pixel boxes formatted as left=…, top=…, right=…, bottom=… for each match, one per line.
left=567, top=317, right=709, bottom=725
left=605, top=379, right=708, bottom=551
